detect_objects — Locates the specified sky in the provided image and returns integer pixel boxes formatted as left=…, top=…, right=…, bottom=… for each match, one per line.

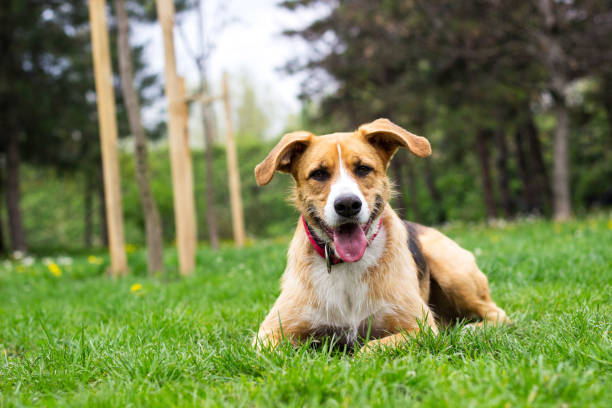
left=134, top=0, right=327, bottom=139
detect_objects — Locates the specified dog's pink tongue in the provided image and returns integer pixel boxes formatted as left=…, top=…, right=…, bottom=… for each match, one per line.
left=332, top=224, right=367, bottom=263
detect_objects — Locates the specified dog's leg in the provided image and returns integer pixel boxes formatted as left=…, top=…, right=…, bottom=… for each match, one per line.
left=252, top=297, right=309, bottom=350
left=253, top=313, right=301, bottom=350
left=357, top=330, right=419, bottom=354
left=418, top=226, right=511, bottom=326
left=461, top=298, right=510, bottom=330
left=469, top=297, right=510, bottom=325
left=441, top=260, right=511, bottom=326
left=358, top=303, right=438, bottom=354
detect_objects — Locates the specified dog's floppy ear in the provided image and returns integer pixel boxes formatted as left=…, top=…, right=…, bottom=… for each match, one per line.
left=359, top=118, right=431, bottom=166
left=254, top=131, right=314, bottom=186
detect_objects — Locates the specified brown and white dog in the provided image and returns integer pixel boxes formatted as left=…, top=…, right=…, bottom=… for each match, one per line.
left=253, top=118, right=509, bottom=353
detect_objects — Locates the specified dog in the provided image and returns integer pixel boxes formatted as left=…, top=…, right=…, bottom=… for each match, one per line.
left=253, top=118, right=509, bottom=353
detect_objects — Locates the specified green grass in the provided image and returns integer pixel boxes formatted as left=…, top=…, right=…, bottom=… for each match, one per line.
left=1, top=215, right=611, bottom=407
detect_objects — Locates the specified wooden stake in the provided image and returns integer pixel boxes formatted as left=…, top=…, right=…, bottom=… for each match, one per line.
left=156, top=0, right=197, bottom=275
left=88, top=0, right=128, bottom=277
left=222, top=72, right=246, bottom=247
left=177, top=76, right=198, bottom=267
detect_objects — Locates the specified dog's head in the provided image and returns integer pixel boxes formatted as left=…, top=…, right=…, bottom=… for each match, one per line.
left=255, top=118, right=431, bottom=263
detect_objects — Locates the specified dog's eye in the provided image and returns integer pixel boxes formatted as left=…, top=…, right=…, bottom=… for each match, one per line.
left=309, top=169, right=330, bottom=182
left=355, top=165, right=373, bottom=177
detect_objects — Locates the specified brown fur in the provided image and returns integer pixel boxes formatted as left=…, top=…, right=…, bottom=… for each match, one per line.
left=253, top=118, right=509, bottom=353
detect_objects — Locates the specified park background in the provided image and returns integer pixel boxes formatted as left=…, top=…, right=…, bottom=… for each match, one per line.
left=2, top=0, right=611, bottom=257
left=1, top=1, right=611, bottom=406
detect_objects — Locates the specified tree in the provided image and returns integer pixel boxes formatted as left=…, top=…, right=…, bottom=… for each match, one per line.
left=510, top=0, right=612, bottom=220
left=235, top=75, right=271, bottom=139
left=532, top=0, right=573, bottom=220
left=281, top=0, right=527, bottom=221
left=176, top=0, right=221, bottom=249
left=0, top=0, right=93, bottom=252
left=281, top=0, right=612, bottom=222
left=5, top=131, right=26, bottom=252
left=0, top=0, right=164, bottom=253
left=114, top=0, right=164, bottom=274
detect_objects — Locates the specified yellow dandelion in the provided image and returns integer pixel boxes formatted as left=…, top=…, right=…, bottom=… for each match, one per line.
left=607, top=219, right=612, bottom=230
left=130, top=283, right=143, bottom=293
left=88, top=255, right=103, bottom=265
left=491, top=235, right=500, bottom=243
left=16, top=265, right=25, bottom=273
left=126, top=244, right=137, bottom=253
left=48, top=262, right=62, bottom=277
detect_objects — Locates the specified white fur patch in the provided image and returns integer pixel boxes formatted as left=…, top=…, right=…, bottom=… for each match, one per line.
left=303, top=225, right=389, bottom=343
left=323, top=144, right=370, bottom=227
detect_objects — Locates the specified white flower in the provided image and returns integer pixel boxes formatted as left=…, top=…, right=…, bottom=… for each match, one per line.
left=57, top=256, right=73, bottom=265
left=12, top=251, right=24, bottom=260
left=22, top=256, right=35, bottom=266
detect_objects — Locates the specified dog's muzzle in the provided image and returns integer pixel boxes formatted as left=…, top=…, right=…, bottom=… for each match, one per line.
left=334, top=194, right=362, bottom=218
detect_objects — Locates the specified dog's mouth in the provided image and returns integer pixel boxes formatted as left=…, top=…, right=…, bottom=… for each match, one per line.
left=317, top=217, right=377, bottom=263
left=324, top=222, right=369, bottom=263
left=307, top=195, right=384, bottom=263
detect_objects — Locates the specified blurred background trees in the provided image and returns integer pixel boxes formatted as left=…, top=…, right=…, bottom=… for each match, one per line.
left=1, top=0, right=611, bottom=254
left=1, top=0, right=166, bottom=254
left=282, top=0, right=612, bottom=223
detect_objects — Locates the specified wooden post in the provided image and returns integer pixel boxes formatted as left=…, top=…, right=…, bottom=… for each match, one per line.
left=222, top=72, right=246, bottom=247
left=88, top=0, right=128, bottom=277
left=177, top=76, right=198, bottom=267
left=156, top=0, right=197, bottom=275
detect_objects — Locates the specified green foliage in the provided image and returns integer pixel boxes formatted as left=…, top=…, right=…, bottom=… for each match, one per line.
left=17, top=167, right=95, bottom=252
left=3, top=0, right=611, bottom=254
left=15, top=140, right=299, bottom=251
left=570, top=86, right=612, bottom=211
left=234, top=74, right=272, bottom=141
left=281, top=0, right=612, bottom=219
left=1, top=216, right=610, bottom=406
left=13, top=109, right=612, bottom=251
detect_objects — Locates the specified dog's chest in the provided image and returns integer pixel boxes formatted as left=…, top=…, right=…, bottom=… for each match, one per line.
left=304, top=228, right=389, bottom=341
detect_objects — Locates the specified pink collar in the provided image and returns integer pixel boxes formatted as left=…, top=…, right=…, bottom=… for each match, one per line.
left=301, top=216, right=383, bottom=269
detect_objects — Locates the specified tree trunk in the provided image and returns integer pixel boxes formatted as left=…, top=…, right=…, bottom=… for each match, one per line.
left=390, top=152, right=408, bottom=220
left=0, top=204, right=5, bottom=255
left=6, top=133, right=26, bottom=252
left=115, top=0, right=164, bottom=274
left=98, top=163, right=108, bottom=247
left=84, top=171, right=93, bottom=247
left=514, top=128, right=538, bottom=213
left=536, top=0, right=572, bottom=221
left=604, top=98, right=612, bottom=142
left=525, top=117, right=551, bottom=213
left=600, top=73, right=612, bottom=143
left=494, top=130, right=513, bottom=217
left=0, top=165, right=6, bottom=255
left=475, top=131, right=497, bottom=220
left=551, top=101, right=571, bottom=220
left=201, top=96, right=220, bottom=250
left=422, top=158, right=446, bottom=223
left=193, top=0, right=220, bottom=250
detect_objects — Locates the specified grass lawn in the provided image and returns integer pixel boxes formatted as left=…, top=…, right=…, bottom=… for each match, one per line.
left=1, top=215, right=611, bottom=407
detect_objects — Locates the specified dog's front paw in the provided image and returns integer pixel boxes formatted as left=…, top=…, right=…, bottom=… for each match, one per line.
left=252, top=329, right=286, bottom=351
left=357, top=337, right=398, bottom=355
left=357, top=331, right=421, bottom=355
left=251, top=335, right=263, bottom=351
left=356, top=340, right=380, bottom=355
left=252, top=334, right=276, bottom=351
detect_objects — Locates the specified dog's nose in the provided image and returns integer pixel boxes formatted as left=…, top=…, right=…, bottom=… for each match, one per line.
left=334, top=194, right=362, bottom=217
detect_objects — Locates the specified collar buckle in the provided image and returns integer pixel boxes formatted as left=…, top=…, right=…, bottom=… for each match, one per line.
left=324, top=243, right=333, bottom=274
